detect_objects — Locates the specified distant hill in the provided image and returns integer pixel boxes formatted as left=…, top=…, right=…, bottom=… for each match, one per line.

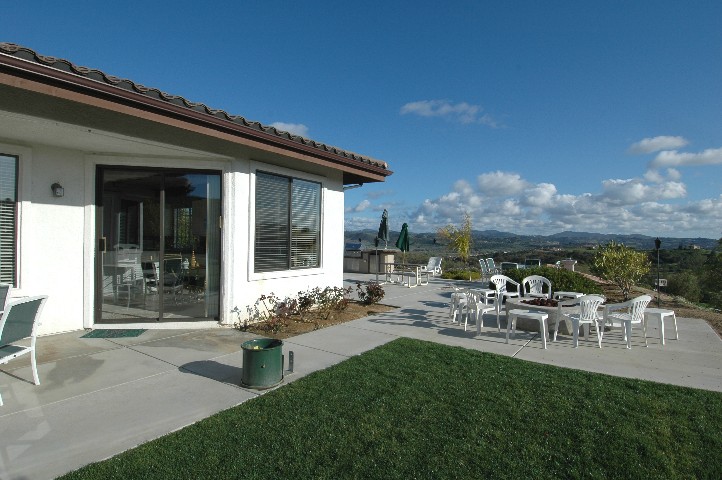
left=345, top=229, right=718, bottom=252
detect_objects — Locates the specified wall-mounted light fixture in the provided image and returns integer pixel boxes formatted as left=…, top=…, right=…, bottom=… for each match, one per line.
left=51, top=182, right=64, bottom=197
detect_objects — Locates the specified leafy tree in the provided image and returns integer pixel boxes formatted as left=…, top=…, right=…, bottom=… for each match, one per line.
left=591, top=241, right=650, bottom=300
left=701, top=238, right=722, bottom=308
left=667, top=272, right=701, bottom=303
left=437, top=212, right=473, bottom=264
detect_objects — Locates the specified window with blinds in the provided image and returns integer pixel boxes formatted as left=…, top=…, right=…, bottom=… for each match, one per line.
left=0, top=154, right=18, bottom=285
left=254, top=171, right=321, bottom=272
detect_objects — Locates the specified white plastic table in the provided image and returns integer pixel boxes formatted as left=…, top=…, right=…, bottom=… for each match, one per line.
left=643, top=308, right=678, bottom=345
left=553, top=291, right=584, bottom=300
left=506, top=309, right=549, bottom=349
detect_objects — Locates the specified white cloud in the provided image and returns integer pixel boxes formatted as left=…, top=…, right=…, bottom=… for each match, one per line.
left=650, top=147, right=722, bottom=168
left=601, top=178, right=686, bottom=205
left=270, top=122, right=309, bottom=137
left=477, top=171, right=528, bottom=196
left=400, top=99, right=499, bottom=126
left=628, top=135, right=688, bottom=154
left=345, top=199, right=370, bottom=213
left=368, top=168, right=715, bottom=237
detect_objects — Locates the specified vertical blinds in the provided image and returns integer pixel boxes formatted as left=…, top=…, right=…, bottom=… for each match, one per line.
left=0, top=155, right=17, bottom=285
left=255, top=171, right=321, bottom=272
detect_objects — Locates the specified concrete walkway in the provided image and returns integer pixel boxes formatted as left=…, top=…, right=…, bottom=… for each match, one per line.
left=2, top=273, right=721, bottom=479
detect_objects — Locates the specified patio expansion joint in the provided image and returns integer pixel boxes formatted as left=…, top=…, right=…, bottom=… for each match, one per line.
left=510, top=337, right=536, bottom=358
left=0, top=369, right=174, bottom=420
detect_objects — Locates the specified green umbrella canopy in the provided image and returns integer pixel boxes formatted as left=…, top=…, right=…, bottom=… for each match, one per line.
left=377, top=209, right=389, bottom=247
left=395, top=222, right=409, bottom=252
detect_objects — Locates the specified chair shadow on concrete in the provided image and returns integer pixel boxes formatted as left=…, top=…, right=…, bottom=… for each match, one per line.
left=180, top=360, right=243, bottom=385
left=367, top=308, right=490, bottom=339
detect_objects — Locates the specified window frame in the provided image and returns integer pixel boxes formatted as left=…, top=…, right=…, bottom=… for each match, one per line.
left=249, top=164, right=324, bottom=280
left=0, top=152, right=20, bottom=286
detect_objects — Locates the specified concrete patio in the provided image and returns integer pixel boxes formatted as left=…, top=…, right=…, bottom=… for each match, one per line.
left=2, top=272, right=721, bottom=479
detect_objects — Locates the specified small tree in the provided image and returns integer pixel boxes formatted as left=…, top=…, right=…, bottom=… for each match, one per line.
left=437, top=212, right=473, bottom=264
left=701, top=238, right=722, bottom=308
left=592, top=241, right=650, bottom=300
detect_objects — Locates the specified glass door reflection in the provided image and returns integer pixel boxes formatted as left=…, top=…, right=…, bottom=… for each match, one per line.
left=97, top=167, right=221, bottom=323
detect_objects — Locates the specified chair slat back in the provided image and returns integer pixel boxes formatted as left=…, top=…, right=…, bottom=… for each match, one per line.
left=629, top=295, right=652, bottom=323
left=0, top=296, right=47, bottom=346
left=522, top=275, right=552, bottom=297
left=579, top=295, right=605, bottom=322
left=490, top=275, right=510, bottom=295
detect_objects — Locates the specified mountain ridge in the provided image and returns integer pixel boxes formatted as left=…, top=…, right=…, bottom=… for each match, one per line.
left=345, top=229, right=718, bottom=251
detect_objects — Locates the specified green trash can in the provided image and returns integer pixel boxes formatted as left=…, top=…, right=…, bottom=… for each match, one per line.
left=241, top=338, right=284, bottom=389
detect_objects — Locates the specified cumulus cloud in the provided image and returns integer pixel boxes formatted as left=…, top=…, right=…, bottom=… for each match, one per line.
left=400, top=99, right=499, bottom=126
left=644, top=168, right=682, bottom=184
left=373, top=168, right=715, bottom=237
left=650, top=147, right=722, bottom=168
left=628, top=136, right=688, bottom=154
left=269, top=122, right=309, bottom=137
left=477, top=171, right=528, bottom=196
left=345, top=199, right=370, bottom=213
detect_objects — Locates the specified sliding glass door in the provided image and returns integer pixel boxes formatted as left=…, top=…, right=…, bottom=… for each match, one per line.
left=96, top=167, right=221, bottom=322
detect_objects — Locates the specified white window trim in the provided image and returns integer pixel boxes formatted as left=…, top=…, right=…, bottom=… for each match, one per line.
left=248, top=161, right=325, bottom=281
left=0, top=143, right=32, bottom=292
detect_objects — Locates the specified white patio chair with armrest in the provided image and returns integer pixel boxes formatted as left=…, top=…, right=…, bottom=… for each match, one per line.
left=553, top=295, right=605, bottom=347
left=461, top=289, right=495, bottom=334
left=421, top=257, right=443, bottom=277
left=490, top=274, right=521, bottom=330
left=0, top=295, right=48, bottom=406
left=449, top=288, right=468, bottom=323
left=601, top=295, right=651, bottom=349
left=522, top=275, right=552, bottom=299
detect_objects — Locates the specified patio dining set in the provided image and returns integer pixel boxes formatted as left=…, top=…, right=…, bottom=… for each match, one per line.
left=376, top=256, right=444, bottom=287
left=448, top=273, right=679, bottom=350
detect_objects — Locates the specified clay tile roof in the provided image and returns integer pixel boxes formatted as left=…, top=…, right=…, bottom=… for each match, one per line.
left=0, top=42, right=390, bottom=172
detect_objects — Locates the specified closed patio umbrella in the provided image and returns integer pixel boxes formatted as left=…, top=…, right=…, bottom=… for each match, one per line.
left=395, top=222, right=409, bottom=264
left=377, top=209, right=389, bottom=248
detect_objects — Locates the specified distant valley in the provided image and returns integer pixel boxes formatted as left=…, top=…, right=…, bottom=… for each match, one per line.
left=345, top=229, right=718, bottom=253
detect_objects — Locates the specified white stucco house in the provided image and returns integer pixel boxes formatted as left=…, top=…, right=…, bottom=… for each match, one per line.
left=0, top=43, right=392, bottom=335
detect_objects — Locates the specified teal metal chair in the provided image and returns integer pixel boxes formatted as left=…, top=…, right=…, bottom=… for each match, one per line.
left=0, top=295, right=48, bottom=406
left=0, top=283, right=11, bottom=314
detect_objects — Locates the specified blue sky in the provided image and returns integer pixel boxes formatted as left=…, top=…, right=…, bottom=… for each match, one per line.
left=4, top=1, right=721, bottom=239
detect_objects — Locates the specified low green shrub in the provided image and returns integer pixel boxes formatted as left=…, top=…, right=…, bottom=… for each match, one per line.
left=356, top=282, right=385, bottom=305
left=502, top=266, right=602, bottom=294
left=441, top=269, right=482, bottom=281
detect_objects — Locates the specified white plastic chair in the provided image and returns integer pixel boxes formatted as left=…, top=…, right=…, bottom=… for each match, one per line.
left=601, top=295, right=651, bottom=349
left=460, top=290, right=495, bottom=333
left=421, top=257, right=443, bottom=277
left=490, top=274, right=521, bottom=330
left=449, top=288, right=468, bottom=323
left=554, top=295, right=605, bottom=347
left=0, top=295, right=48, bottom=406
left=522, top=275, right=552, bottom=299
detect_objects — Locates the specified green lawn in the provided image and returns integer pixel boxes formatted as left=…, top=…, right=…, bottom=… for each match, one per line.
left=60, top=338, right=722, bottom=479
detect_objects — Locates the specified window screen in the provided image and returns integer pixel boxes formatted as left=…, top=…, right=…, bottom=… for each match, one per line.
left=0, top=154, right=18, bottom=285
left=255, top=171, right=321, bottom=272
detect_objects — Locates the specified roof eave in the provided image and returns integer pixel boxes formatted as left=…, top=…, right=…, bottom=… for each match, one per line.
left=0, top=47, right=392, bottom=184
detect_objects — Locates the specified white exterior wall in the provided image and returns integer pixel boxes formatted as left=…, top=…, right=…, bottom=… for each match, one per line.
left=3, top=138, right=346, bottom=335
left=222, top=157, right=345, bottom=325
left=3, top=142, right=86, bottom=335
